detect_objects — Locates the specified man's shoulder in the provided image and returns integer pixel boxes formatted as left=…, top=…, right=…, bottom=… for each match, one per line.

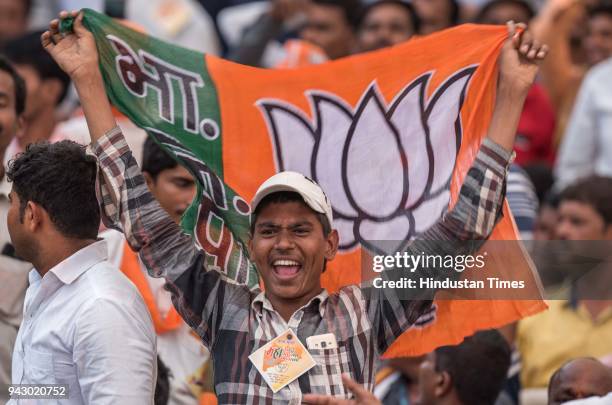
left=76, top=259, right=144, bottom=306
left=71, top=260, right=154, bottom=335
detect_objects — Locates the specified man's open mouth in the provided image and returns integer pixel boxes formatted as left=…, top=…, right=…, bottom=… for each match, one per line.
left=272, top=259, right=302, bottom=279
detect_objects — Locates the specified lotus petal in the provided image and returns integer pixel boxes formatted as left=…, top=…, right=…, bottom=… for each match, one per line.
left=259, top=102, right=315, bottom=177
left=333, top=217, right=358, bottom=251
left=411, top=190, right=450, bottom=235
left=357, top=214, right=412, bottom=253
left=344, top=87, right=407, bottom=218
left=389, top=76, right=431, bottom=208
left=311, top=94, right=358, bottom=217
left=425, top=69, right=474, bottom=194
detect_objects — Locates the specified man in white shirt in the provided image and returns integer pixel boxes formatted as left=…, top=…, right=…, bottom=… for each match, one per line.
left=5, top=140, right=157, bottom=404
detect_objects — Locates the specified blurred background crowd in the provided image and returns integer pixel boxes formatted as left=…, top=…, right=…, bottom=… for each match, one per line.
left=1, top=0, right=611, bottom=404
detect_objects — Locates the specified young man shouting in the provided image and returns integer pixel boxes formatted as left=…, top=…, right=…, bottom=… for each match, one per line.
left=42, top=11, right=547, bottom=404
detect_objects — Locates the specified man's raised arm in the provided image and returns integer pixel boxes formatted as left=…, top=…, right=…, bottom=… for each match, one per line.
left=368, top=23, right=548, bottom=354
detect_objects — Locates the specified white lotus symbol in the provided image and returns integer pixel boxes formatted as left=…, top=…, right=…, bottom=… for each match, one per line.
left=258, top=67, right=476, bottom=253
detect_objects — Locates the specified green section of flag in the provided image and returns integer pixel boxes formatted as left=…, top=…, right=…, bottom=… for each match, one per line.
left=78, top=9, right=258, bottom=287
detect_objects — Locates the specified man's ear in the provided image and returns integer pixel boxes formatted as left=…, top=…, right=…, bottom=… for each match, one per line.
left=604, top=224, right=612, bottom=240
left=434, top=370, right=454, bottom=398
left=24, top=201, right=44, bottom=232
left=325, top=229, right=339, bottom=261
left=143, top=172, right=155, bottom=190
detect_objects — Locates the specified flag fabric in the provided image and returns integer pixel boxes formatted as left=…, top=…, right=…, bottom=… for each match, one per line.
left=76, top=8, right=546, bottom=357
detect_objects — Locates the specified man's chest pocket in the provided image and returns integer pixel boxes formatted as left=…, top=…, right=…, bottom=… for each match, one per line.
left=24, top=349, right=55, bottom=384
left=307, top=343, right=353, bottom=398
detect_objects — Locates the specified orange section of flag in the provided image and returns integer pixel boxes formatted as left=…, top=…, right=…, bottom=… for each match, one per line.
left=207, top=24, right=546, bottom=356
left=120, top=242, right=183, bottom=334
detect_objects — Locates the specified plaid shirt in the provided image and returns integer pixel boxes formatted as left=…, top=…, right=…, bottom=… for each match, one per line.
left=91, top=127, right=512, bottom=404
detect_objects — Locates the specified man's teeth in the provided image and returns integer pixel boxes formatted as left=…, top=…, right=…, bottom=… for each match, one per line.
left=273, top=259, right=300, bottom=266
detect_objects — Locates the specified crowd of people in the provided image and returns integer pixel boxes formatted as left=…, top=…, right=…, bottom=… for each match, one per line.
left=0, top=0, right=611, bottom=404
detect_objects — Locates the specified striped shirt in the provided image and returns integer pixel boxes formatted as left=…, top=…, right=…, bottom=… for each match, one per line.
left=91, top=127, right=512, bottom=404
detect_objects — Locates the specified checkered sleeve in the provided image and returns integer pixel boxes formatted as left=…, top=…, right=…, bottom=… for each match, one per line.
left=441, top=137, right=513, bottom=240
left=89, top=127, right=244, bottom=347
left=89, top=126, right=198, bottom=280
left=369, top=137, right=513, bottom=353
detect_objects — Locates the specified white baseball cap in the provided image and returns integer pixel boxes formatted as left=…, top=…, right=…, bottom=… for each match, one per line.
left=251, top=171, right=334, bottom=227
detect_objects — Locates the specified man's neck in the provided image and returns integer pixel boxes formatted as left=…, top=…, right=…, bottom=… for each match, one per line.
left=267, top=288, right=324, bottom=323
left=21, top=107, right=57, bottom=148
left=34, top=238, right=97, bottom=277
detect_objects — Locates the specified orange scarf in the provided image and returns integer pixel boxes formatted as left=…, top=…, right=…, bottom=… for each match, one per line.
left=120, top=242, right=182, bottom=334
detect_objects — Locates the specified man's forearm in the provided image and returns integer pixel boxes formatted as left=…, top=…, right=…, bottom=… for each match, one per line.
left=73, top=71, right=118, bottom=144
left=486, top=84, right=528, bottom=152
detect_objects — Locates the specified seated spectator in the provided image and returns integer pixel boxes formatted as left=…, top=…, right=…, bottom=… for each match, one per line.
left=357, top=0, right=420, bottom=53
left=1, top=30, right=72, bottom=165
left=548, top=358, right=612, bottom=405
left=517, top=176, right=612, bottom=388
left=413, top=0, right=460, bottom=35
left=0, top=0, right=30, bottom=45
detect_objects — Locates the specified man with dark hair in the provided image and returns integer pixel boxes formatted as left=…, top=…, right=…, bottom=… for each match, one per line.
left=142, top=137, right=197, bottom=224
left=1, top=30, right=71, bottom=165
left=45, top=9, right=547, bottom=403
left=6, top=140, right=157, bottom=403
left=556, top=176, right=612, bottom=240
left=357, top=0, right=420, bottom=53
left=0, top=0, right=32, bottom=45
left=414, top=330, right=511, bottom=405
left=518, top=176, right=612, bottom=388
left=0, top=54, right=29, bottom=404
left=548, top=358, right=612, bottom=405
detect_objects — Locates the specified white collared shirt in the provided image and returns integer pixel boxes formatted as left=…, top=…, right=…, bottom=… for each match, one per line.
left=10, top=240, right=157, bottom=404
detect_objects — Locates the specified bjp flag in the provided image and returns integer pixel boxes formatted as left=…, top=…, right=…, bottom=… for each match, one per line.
left=75, top=8, right=546, bottom=356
